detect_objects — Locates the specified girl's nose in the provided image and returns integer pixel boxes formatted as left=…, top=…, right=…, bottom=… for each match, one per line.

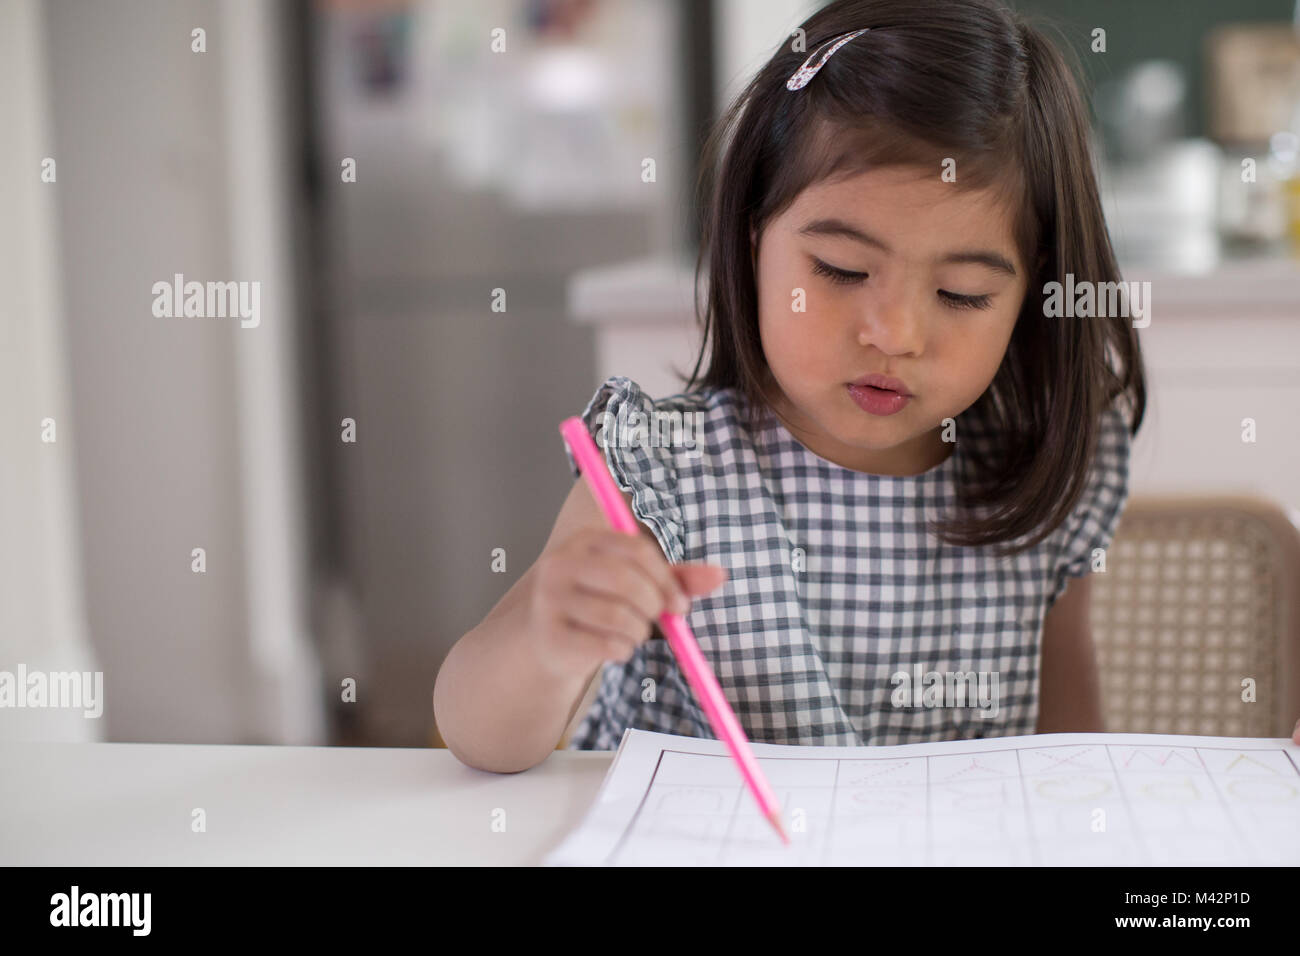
left=856, top=294, right=923, bottom=356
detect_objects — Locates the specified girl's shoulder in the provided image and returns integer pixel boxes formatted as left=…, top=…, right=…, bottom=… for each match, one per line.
left=576, top=374, right=738, bottom=420
left=561, top=376, right=745, bottom=564
left=1048, top=395, right=1135, bottom=601
left=570, top=375, right=752, bottom=461
left=950, top=390, right=1134, bottom=600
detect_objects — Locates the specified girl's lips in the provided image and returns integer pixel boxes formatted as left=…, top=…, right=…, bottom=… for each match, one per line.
left=849, top=372, right=912, bottom=395
left=846, top=382, right=911, bottom=416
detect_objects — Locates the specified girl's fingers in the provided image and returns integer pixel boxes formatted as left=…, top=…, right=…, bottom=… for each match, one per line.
left=565, top=591, right=653, bottom=645
left=673, top=563, right=729, bottom=595
left=561, top=613, right=639, bottom=663
left=570, top=555, right=672, bottom=621
left=588, top=532, right=689, bottom=613
left=604, top=635, right=639, bottom=662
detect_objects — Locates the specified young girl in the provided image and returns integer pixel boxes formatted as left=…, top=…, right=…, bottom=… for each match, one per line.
left=436, top=0, right=1156, bottom=771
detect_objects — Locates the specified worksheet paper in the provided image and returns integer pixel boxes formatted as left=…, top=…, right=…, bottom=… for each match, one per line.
left=545, top=729, right=1300, bottom=866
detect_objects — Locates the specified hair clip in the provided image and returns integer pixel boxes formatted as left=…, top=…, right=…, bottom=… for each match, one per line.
left=786, top=28, right=870, bottom=91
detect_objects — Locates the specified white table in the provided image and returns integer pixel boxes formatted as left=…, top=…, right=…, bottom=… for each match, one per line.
left=0, top=741, right=613, bottom=865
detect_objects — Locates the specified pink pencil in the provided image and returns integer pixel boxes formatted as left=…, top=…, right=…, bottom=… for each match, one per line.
left=560, top=417, right=789, bottom=845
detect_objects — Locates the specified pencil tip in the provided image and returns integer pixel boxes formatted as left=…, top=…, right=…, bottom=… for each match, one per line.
left=768, top=810, right=791, bottom=845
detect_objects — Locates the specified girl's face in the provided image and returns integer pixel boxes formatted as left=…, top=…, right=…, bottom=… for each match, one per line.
left=753, top=165, right=1029, bottom=476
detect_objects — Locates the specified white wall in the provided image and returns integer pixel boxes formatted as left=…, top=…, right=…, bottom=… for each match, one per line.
left=21, top=0, right=325, bottom=744
left=714, top=0, right=825, bottom=108
left=0, top=0, right=98, bottom=743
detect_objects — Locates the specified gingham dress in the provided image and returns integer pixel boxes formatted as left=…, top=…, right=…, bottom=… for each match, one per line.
left=561, top=376, right=1131, bottom=749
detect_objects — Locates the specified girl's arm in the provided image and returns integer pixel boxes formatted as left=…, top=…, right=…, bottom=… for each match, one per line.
left=434, top=479, right=688, bottom=773
left=434, top=480, right=628, bottom=772
left=1035, top=574, right=1105, bottom=733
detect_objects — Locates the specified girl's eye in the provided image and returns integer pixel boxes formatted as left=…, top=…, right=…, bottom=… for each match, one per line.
left=810, top=257, right=867, bottom=286
left=938, top=290, right=993, bottom=310
left=809, top=256, right=992, bottom=308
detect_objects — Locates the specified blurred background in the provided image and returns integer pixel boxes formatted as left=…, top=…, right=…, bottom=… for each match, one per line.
left=3, top=0, right=1299, bottom=748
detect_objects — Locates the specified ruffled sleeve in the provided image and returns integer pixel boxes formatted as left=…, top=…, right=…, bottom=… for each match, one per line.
left=1049, top=399, right=1134, bottom=605
left=561, top=376, right=686, bottom=565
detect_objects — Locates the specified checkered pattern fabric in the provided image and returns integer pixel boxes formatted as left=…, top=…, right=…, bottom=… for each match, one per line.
left=561, top=376, right=1131, bottom=749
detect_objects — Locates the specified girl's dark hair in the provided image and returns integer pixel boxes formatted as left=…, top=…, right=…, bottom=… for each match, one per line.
left=684, top=0, right=1146, bottom=555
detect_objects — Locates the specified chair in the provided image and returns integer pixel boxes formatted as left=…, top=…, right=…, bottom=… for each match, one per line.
left=1091, top=495, right=1300, bottom=738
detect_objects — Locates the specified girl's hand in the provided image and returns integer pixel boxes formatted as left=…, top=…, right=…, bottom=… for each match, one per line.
left=528, top=528, right=728, bottom=679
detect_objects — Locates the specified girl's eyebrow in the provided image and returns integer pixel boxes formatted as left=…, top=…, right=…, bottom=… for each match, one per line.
left=798, top=217, right=1018, bottom=277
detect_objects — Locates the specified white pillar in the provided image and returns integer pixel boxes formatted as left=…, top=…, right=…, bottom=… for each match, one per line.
left=219, top=0, right=326, bottom=744
left=0, top=0, right=100, bottom=742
